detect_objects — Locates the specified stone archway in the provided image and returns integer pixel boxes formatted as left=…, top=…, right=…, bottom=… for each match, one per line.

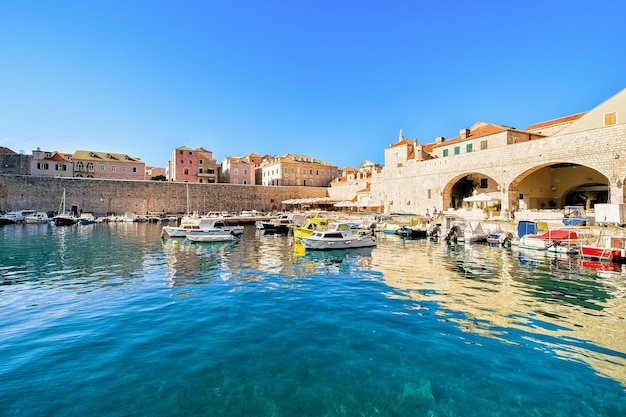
left=508, top=162, right=610, bottom=210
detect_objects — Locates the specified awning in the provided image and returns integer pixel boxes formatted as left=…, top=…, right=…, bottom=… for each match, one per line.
left=463, top=193, right=500, bottom=202
left=334, top=201, right=356, bottom=207
left=281, top=197, right=337, bottom=205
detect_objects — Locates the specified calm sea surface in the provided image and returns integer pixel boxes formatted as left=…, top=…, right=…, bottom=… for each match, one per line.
left=1, top=222, right=625, bottom=416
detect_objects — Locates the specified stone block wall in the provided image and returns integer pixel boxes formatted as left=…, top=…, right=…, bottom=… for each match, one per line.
left=0, top=176, right=328, bottom=215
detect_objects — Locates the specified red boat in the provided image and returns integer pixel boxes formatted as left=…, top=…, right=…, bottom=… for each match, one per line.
left=580, top=235, right=626, bottom=262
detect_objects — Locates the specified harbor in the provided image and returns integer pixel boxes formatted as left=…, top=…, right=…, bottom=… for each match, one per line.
left=1, top=221, right=625, bottom=416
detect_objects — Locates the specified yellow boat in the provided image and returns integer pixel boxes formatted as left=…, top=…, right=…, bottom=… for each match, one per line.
left=290, top=215, right=331, bottom=242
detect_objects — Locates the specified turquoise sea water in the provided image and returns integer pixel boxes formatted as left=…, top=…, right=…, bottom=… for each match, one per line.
left=1, top=222, right=625, bottom=416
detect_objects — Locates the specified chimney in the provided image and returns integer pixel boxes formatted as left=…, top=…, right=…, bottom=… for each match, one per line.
left=460, top=129, right=470, bottom=140
left=435, top=136, right=445, bottom=144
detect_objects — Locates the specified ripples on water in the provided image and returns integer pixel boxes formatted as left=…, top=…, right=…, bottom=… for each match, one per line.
left=1, top=223, right=625, bottom=417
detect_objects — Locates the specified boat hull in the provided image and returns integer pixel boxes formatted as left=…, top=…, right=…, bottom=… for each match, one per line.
left=580, top=246, right=626, bottom=262
left=52, top=215, right=77, bottom=226
left=299, top=236, right=376, bottom=250
left=186, top=231, right=238, bottom=242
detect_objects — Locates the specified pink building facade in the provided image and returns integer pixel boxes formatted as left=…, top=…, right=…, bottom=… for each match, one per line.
left=167, top=146, right=218, bottom=183
left=31, top=148, right=74, bottom=178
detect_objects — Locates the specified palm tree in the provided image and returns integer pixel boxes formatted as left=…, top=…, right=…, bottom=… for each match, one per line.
left=581, top=191, right=598, bottom=210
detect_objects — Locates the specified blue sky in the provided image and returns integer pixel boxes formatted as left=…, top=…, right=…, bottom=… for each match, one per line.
left=1, top=1, right=624, bottom=169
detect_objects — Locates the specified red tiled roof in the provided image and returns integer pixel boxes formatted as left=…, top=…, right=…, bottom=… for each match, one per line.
left=387, top=139, right=414, bottom=149
left=48, top=153, right=67, bottom=161
left=525, top=112, right=586, bottom=131
left=431, top=124, right=509, bottom=148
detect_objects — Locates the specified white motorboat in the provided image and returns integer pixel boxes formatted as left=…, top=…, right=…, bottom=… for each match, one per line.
left=256, top=213, right=305, bottom=234
left=163, top=216, right=243, bottom=240
left=184, top=217, right=244, bottom=243
left=25, top=211, right=49, bottom=224
left=0, top=210, right=37, bottom=224
left=299, top=221, right=376, bottom=250
left=161, top=213, right=203, bottom=237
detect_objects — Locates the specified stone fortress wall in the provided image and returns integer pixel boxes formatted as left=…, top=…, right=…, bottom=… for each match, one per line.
left=366, top=123, right=626, bottom=215
left=0, top=175, right=328, bottom=216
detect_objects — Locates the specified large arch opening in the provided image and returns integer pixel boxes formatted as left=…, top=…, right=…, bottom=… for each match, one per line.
left=509, top=163, right=609, bottom=211
left=443, top=172, right=501, bottom=213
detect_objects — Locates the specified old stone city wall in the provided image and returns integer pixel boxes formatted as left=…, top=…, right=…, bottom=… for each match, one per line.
left=0, top=175, right=328, bottom=215
left=369, top=123, right=626, bottom=214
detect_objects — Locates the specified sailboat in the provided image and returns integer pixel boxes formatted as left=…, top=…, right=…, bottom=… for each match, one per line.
left=52, top=188, right=78, bottom=226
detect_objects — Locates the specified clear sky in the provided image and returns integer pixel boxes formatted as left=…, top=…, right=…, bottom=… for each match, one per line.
left=1, top=1, right=624, bottom=169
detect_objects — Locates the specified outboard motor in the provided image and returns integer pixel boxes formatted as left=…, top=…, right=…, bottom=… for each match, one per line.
left=445, top=225, right=461, bottom=243
left=429, top=225, right=441, bottom=239
left=499, top=232, right=513, bottom=248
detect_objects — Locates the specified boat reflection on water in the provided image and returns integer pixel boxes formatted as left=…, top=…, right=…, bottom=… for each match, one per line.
left=293, top=244, right=374, bottom=275
left=369, top=238, right=626, bottom=389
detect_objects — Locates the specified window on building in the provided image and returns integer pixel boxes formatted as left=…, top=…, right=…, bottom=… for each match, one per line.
left=37, top=162, right=49, bottom=170
left=87, top=162, right=94, bottom=172
left=199, top=159, right=203, bottom=165
left=316, top=170, right=319, bottom=175
left=189, top=160, right=193, bottom=164
left=234, top=168, right=239, bottom=175
left=100, top=164, right=105, bottom=171
left=480, top=140, right=488, bottom=150
left=208, top=169, right=214, bottom=174
left=605, top=112, right=617, bottom=126
left=427, top=189, right=431, bottom=199
left=184, top=169, right=189, bottom=175
left=111, top=165, right=116, bottom=172
left=466, top=143, right=473, bottom=152
left=179, top=150, right=183, bottom=155
left=480, top=178, right=488, bottom=188
left=180, top=159, right=184, bottom=164
left=443, top=149, right=448, bottom=157
left=199, top=168, right=204, bottom=173
left=309, top=169, right=313, bottom=174
left=55, top=164, right=66, bottom=171
left=75, top=161, right=84, bottom=171
left=454, top=146, right=460, bottom=155
left=132, top=167, right=137, bottom=173
left=234, top=178, right=239, bottom=184
left=122, top=166, right=126, bottom=172
left=244, top=169, right=247, bottom=175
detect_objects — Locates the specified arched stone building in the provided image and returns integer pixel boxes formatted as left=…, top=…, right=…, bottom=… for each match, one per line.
left=332, top=88, right=626, bottom=215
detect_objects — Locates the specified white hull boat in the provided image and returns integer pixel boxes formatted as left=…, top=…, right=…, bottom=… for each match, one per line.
left=299, top=222, right=376, bottom=250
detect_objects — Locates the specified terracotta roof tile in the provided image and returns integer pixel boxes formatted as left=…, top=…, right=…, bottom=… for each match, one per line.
left=525, top=112, right=586, bottom=131
left=431, top=124, right=508, bottom=148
